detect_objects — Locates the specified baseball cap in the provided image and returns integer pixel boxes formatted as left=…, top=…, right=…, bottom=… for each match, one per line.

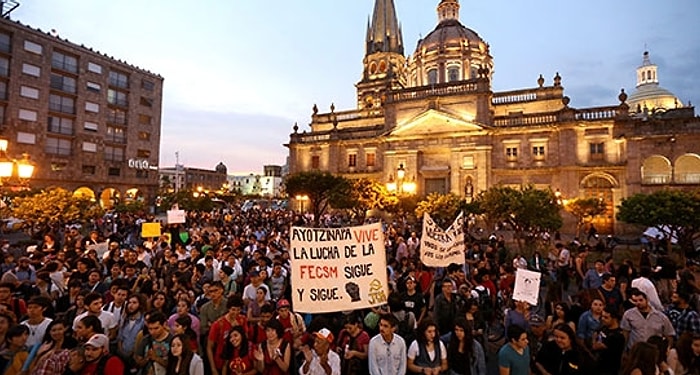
left=85, top=333, right=109, bottom=349
left=314, top=328, right=334, bottom=343
left=276, top=299, right=290, bottom=309
left=528, top=315, right=545, bottom=326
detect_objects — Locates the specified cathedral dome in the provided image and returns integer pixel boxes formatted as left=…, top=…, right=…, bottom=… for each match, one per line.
left=627, top=51, right=683, bottom=113
left=407, top=0, right=493, bottom=87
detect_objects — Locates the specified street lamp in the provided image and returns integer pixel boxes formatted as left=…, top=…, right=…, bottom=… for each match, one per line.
left=0, top=139, right=35, bottom=186
left=387, top=163, right=416, bottom=195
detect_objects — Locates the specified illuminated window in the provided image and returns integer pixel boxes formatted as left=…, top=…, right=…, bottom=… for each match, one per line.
left=105, top=126, right=126, bottom=143
left=138, top=114, right=152, bottom=125
left=107, top=108, right=127, bottom=125
left=311, top=155, right=320, bottom=169
left=506, top=147, right=518, bottom=161
left=532, top=145, right=546, bottom=160
left=348, top=153, right=357, bottom=168
left=137, top=149, right=151, bottom=158
left=138, top=131, right=151, bottom=141
left=366, top=152, right=376, bottom=167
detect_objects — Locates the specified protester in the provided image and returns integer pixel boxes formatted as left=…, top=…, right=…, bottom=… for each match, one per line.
left=368, top=314, right=406, bottom=375
left=166, top=333, right=204, bottom=375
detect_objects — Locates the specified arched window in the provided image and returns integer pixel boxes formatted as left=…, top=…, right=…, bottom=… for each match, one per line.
left=447, top=66, right=460, bottom=82
left=641, top=155, right=672, bottom=184
left=647, top=71, right=652, bottom=80
left=674, top=154, right=700, bottom=184
left=427, top=69, right=438, bottom=85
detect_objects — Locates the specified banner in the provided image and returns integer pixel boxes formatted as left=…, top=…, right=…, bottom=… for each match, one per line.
left=167, top=209, right=186, bottom=224
left=512, top=268, right=542, bottom=305
left=419, top=212, right=466, bottom=267
left=290, top=222, right=388, bottom=313
left=141, top=222, right=161, bottom=238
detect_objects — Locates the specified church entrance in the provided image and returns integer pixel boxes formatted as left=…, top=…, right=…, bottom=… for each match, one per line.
left=582, top=176, right=615, bottom=234
left=425, top=178, right=447, bottom=195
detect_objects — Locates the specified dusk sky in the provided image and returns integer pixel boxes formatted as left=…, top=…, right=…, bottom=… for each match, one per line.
left=14, top=0, right=699, bottom=173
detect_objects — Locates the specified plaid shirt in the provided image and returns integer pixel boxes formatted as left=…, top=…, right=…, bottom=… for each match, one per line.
left=666, top=306, right=700, bottom=338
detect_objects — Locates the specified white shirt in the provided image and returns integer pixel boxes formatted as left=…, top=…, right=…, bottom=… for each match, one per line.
left=407, top=340, right=447, bottom=362
left=22, top=317, right=52, bottom=347
left=299, top=350, right=341, bottom=375
left=73, top=310, right=117, bottom=332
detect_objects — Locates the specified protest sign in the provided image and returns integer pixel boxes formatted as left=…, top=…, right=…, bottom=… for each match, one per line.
left=290, top=222, right=388, bottom=313
left=141, top=222, right=161, bottom=238
left=512, top=268, right=541, bottom=305
left=167, top=209, right=186, bottom=224
left=420, top=212, right=466, bottom=267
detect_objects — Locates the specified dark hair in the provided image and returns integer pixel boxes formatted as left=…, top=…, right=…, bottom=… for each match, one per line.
left=166, top=334, right=194, bottom=375
left=260, top=303, right=276, bottom=315
left=647, top=336, right=669, bottom=366
left=416, top=319, right=439, bottom=346
left=7, top=324, right=29, bottom=339
left=146, top=310, right=167, bottom=324
left=40, top=319, right=70, bottom=349
left=78, top=315, right=104, bottom=334
left=676, top=333, right=700, bottom=371
left=601, top=273, right=614, bottom=282
left=265, top=318, right=285, bottom=338
left=379, top=313, right=399, bottom=328
left=506, top=324, right=526, bottom=343
left=222, top=325, right=250, bottom=360
left=449, top=318, right=474, bottom=363
left=603, top=305, right=621, bottom=321
left=174, top=315, right=197, bottom=342
left=630, top=288, right=648, bottom=300
left=84, top=292, right=103, bottom=306
left=227, top=295, right=243, bottom=309
left=552, top=323, right=581, bottom=351
left=622, top=341, right=658, bottom=375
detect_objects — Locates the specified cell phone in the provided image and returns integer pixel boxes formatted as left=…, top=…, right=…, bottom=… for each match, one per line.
left=275, top=348, right=282, bottom=357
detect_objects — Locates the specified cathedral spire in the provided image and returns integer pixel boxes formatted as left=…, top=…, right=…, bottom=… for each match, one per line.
left=366, top=0, right=404, bottom=55
left=437, top=0, right=460, bottom=23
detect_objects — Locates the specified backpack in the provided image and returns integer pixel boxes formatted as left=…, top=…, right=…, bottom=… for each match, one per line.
left=472, top=285, right=492, bottom=313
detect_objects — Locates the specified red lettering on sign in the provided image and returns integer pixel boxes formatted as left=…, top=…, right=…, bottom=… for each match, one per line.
left=299, top=265, right=338, bottom=279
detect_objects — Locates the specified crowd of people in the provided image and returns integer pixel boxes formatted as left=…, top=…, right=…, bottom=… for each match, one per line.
left=0, top=206, right=698, bottom=375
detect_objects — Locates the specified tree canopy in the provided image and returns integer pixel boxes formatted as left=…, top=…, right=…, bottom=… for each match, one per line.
left=617, top=189, right=700, bottom=254
left=284, top=171, right=351, bottom=227
left=415, top=193, right=462, bottom=227
left=332, top=178, right=398, bottom=222
left=6, top=187, right=103, bottom=234
left=564, top=197, right=607, bottom=237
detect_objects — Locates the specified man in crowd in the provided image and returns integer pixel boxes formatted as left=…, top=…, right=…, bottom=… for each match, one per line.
left=621, top=288, right=675, bottom=350
left=81, top=333, right=125, bottom=375
left=300, top=328, right=341, bottom=375
left=592, top=306, right=625, bottom=375
left=368, top=314, right=406, bottom=375
left=499, top=324, right=530, bottom=375
left=135, top=311, right=171, bottom=375
left=21, top=296, right=52, bottom=347
left=73, top=292, right=118, bottom=339
left=665, top=290, right=700, bottom=338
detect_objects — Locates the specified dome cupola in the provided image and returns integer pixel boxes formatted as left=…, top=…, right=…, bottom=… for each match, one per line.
left=407, top=0, right=493, bottom=87
left=627, top=50, right=683, bottom=114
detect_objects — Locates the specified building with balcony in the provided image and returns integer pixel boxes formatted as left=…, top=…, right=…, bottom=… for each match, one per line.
left=159, top=162, right=228, bottom=193
left=286, top=0, right=699, bottom=234
left=0, top=12, right=163, bottom=207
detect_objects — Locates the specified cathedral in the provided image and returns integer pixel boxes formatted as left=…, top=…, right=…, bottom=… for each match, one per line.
left=286, top=0, right=699, bottom=234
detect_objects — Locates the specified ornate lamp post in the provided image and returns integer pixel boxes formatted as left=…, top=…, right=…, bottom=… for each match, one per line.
left=0, top=139, right=35, bottom=188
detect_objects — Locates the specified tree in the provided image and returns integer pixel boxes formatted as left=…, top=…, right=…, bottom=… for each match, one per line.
left=284, top=171, right=351, bottom=227
left=415, top=193, right=463, bottom=228
left=7, top=187, right=103, bottom=235
left=617, top=190, right=700, bottom=256
left=159, top=190, right=214, bottom=212
left=564, top=197, right=607, bottom=237
left=333, top=178, right=398, bottom=222
left=476, top=185, right=562, bottom=250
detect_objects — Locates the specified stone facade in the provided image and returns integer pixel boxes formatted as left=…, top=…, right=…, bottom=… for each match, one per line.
left=287, top=0, right=700, bottom=234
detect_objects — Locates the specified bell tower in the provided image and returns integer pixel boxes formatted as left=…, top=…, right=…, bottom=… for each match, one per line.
left=356, top=0, right=406, bottom=109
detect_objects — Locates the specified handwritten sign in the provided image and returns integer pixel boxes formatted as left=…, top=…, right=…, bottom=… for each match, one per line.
left=512, top=268, right=541, bottom=305
left=141, top=222, right=161, bottom=238
left=167, top=209, right=186, bottom=224
left=290, top=222, right=388, bottom=313
left=420, top=212, right=466, bottom=267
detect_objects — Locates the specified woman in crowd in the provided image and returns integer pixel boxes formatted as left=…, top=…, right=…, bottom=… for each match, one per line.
left=407, top=319, right=448, bottom=375
left=64, top=290, right=88, bottom=328
left=648, top=336, right=674, bottom=375
left=462, top=298, right=487, bottom=346
left=546, top=302, right=575, bottom=337
left=247, top=287, right=268, bottom=325
left=166, top=333, right=203, bottom=375
left=447, top=317, right=486, bottom=375
left=73, top=315, right=103, bottom=344
left=222, top=325, right=256, bottom=375
left=167, top=298, right=200, bottom=337
left=622, top=341, right=659, bottom=375
left=29, top=320, right=73, bottom=375
left=672, top=333, right=700, bottom=375
left=253, top=319, right=291, bottom=375
left=150, top=291, right=170, bottom=315
left=173, top=315, right=198, bottom=352
left=535, top=323, right=592, bottom=375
